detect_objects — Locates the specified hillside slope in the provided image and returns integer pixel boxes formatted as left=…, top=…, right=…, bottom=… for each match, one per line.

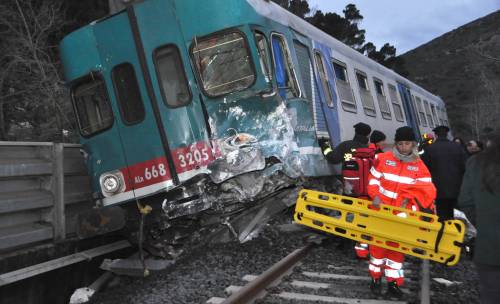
left=401, top=10, right=500, bottom=140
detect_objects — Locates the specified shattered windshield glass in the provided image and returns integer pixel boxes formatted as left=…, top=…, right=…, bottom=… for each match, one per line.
left=192, top=31, right=255, bottom=97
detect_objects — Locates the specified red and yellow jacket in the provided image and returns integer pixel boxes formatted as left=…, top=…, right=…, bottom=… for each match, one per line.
left=367, top=151, right=436, bottom=212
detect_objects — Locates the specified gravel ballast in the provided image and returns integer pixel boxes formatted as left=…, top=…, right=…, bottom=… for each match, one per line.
left=90, top=209, right=480, bottom=304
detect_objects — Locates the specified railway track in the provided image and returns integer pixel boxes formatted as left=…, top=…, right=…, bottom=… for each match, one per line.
left=206, top=238, right=430, bottom=304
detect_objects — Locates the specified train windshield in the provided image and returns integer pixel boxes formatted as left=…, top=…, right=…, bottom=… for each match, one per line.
left=72, top=77, right=114, bottom=136
left=192, top=31, right=255, bottom=97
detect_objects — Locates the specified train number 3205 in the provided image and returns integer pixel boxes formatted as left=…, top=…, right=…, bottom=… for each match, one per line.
left=177, top=148, right=209, bottom=168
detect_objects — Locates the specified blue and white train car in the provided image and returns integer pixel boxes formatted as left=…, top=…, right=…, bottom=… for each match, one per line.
left=249, top=0, right=449, bottom=144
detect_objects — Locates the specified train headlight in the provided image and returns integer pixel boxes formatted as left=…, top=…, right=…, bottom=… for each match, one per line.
left=99, top=171, right=125, bottom=197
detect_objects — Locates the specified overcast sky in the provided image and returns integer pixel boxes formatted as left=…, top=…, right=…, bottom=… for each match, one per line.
left=307, top=0, right=500, bottom=54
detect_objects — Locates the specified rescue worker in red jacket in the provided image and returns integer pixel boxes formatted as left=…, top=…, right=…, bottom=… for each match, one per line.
left=367, top=126, right=436, bottom=298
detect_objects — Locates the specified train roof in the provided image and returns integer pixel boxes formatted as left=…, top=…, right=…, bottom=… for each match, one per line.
left=247, top=0, right=445, bottom=108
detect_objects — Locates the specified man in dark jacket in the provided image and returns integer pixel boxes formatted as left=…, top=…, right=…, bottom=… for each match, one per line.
left=322, top=122, right=371, bottom=164
left=421, top=125, right=467, bottom=220
left=458, top=132, right=500, bottom=304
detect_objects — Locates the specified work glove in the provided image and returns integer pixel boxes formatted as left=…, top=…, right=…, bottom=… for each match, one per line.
left=319, top=139, right=332, bottom=156
left=414, top=197, right=434, bottom=214
left=372, top=196, right=381, bottom=208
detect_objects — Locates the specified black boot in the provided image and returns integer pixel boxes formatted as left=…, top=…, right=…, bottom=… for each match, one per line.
left=370, top=278, right=382, bottom=295
left=386, top=281, right=404, bottom=299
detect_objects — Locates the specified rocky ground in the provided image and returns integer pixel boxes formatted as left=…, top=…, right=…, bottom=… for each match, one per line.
left=430, top=259, right=480, bottom=303
left=89, top=208, right=480, bottom=304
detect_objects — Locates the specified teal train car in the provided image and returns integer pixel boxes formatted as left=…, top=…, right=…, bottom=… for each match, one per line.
left=60, top=0, right=449, bottom=243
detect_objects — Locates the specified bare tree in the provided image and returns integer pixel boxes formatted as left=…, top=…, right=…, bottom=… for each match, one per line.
left=0, top=0, right=75, bottom=141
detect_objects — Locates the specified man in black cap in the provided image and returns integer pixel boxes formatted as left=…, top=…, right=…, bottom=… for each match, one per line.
left=321, top=122, right=371, bottom=164
left=421, top=125, right=467, bottom=220
left=369, top=130, right=387, bottom=154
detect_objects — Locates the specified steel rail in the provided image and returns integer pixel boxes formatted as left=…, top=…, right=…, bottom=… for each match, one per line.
left=420, top=259, right=431, bottom=304
left=222, top=242, right=315, bottom=304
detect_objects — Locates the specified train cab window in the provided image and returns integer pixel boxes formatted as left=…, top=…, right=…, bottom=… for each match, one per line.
left=332, top=59, right=356, bottom=112
left=374, top=78, right=391, bottom=120
left=72, top=76, right=114, bottom=137
left=154, top=45, right=192, bottom=107
left=355, top=71, right=376, bottom=116
left=191, top=31, right=255, bottom=97
left=388, top=84, right=404, bottom=122
left=314, top=51, right=334, bottom=107
left=254, top=32, right=272, bottom=83
left=414, top=96, right=427, bottom=126
left=112, top=63, right=145, bottom=125
left=423, top=100, right=434, bottom=127
left=271, top=33, right=300, bottom=99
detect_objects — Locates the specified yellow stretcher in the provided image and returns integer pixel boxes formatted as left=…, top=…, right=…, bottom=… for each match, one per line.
left=294, top=189, right=465, bottom=266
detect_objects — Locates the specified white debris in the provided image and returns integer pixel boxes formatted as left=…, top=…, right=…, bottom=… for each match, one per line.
left=226, top=150, right=239, bottom=164
left=454, top=208, right=477, bottom=241
left=433, top=278, right=462, bottom=287
left=228, top=106, right=246, bottom=120
left=69, top=287, right=95, bottom=304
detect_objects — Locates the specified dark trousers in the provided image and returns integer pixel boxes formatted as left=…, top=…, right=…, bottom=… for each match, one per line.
left=435, top=198, right=457, bottom=220
left=475, top=263, right=500, bottom=304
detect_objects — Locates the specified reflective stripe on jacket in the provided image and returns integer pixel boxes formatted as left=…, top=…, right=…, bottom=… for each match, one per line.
left=367, top=151, right=436, bottom=210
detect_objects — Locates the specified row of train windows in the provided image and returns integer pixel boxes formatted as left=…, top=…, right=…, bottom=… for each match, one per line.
left=72, top=28, right=446, bottom=137
left=413, top=95, right=448, bottom=128
left=331, top=60, right=448, bottom=127
left=72, top=30, right=261, bottom=136
left=331, top=60, right=405, bottom=122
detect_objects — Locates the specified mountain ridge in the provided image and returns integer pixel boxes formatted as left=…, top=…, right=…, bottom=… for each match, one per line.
left=401, top=10, right=500, bottom=140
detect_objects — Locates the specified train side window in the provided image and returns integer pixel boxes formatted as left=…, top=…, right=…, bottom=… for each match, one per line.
left=154, top=45, right=192, bottom=107
left=414, top=96, right=427, bottom=127
left=411, top=95, right=420, bottom=125
left=431, top=104, right=439, bottom=126
left=388, top=84, right=404, bottom=122
left=293, top=40, right=313, bottom=101
left=271, top=33, right=301, bottom=99
left=111, top=63, right=145, bottom=125
left=423, top=100, right=434, bottom=128
left=374, top=78, right=391, bottom=120
left=355, top=70, right=376, bottom=117
left=332, top=61, right=348, bottom=82
left=332, top=59, right=356, bottom=112
left=191, top=31, right=255, bottom=97
left=314, top=51, right=334, bottom=107
left=72, top=75, right=114, bottom=137
left=439, top=107, right=446, bottom=125
left=254, top=31, right=272, bottom=83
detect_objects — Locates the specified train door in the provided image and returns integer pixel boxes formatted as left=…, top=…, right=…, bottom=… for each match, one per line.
left=125, top=3, right=214, bottom=187
left=312, top=45, right=341, bottom=146
left=271, top=33, right=340, bottom=145
left=397, top=83, right=421, bottom=139
left=292, top=39, right=329, bottom=141
left=271, top=33, right=318, bottom=154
